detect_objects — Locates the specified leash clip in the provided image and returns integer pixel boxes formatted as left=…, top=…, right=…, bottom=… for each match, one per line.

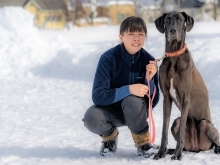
left=155, top=55, right=166, bottom=62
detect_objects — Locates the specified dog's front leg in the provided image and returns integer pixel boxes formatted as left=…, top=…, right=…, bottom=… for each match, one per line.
left=154, top=93, right=172, bottom=160
left=171, top=96, right=190, bottom=160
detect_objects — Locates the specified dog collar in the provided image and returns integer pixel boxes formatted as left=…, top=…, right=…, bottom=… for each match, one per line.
left=165, top=44, right=187, bottom=57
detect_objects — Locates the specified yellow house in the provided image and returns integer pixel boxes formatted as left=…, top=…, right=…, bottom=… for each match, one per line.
left=107, top=1, right=135, bottom=25
left=24, top=0, right=67, bottom=29
left=76, top=1, right=135, bottom=27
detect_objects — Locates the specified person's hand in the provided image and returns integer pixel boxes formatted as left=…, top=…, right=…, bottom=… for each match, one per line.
left=129, top=84, right=149, bottom=97
left=146, top=61, right=157, bottom=80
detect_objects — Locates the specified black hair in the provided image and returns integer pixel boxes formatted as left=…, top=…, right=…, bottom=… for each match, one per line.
left=119, top=16, right=147, bottom=35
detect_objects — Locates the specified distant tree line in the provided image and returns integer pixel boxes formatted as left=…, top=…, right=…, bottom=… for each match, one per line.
left=63, top=0, right=220, bottom=26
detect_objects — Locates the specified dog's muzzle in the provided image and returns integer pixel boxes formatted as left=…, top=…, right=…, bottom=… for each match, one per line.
left=167, top=28, right=181, bottom=42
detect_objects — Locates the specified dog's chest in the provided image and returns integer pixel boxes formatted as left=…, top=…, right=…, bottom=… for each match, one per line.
left=169, top=77, right=180, bottom=107
left=160, top=58, right=186, bottom=108
left=167, top=64, right=181, bottom=108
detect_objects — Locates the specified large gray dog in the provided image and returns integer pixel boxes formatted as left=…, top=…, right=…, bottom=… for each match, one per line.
left=153, top=11, right=220, bottom=160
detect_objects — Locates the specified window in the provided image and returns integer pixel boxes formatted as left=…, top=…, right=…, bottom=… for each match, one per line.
left=45, top=15, right=62, bottom=22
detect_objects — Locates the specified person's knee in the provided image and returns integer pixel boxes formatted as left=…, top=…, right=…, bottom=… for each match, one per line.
left=83, top=105, right=102, bottom=132
left=122, top=95, right=146, bottom=116
left=122, top=96, right=148, bottom=134
left=83, top=105, right=113, bottom=135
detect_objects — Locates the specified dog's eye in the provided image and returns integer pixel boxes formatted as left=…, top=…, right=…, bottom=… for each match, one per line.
left=178, top=18, right=182, bottom=22
left=165, top=19, right=169, bottom=23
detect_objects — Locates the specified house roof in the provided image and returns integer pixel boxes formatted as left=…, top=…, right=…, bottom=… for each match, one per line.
left=180, top=0, right=205, bottom=8
left=24, top=0, right=66, bottom=11
left=97, top=0, right=134, bottom=7
left=98, top=0, right=156, bottom=5
left=0, top=0, right=66, bottom=10
left=0, top=0, right=28, bottom=7
left=107, top=1, right=134, bottom=6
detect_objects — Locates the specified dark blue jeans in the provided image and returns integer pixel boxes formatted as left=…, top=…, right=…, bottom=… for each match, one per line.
left=83, top=95, right=149, bottom=136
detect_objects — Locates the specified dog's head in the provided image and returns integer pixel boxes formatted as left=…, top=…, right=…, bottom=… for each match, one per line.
left=155, top=11, right=194, bottom=43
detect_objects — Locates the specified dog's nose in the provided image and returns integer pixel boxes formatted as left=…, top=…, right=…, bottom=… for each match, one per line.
left=170, top=28, right=176, bottom=34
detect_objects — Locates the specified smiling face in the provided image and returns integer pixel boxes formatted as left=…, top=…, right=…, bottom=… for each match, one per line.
left=119, top=30, right=146, bottom=55
left=119, top=16, right=147, bottom=55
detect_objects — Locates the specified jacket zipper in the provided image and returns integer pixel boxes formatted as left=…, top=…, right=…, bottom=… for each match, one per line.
left=132, top=56, right=134, bottom=83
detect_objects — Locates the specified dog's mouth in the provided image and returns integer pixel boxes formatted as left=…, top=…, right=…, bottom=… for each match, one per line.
left=167, top=34, right=179, bottom=42
left=170, top=36, right=177, bottom=42
left=172, top=39, right=178, bottom=43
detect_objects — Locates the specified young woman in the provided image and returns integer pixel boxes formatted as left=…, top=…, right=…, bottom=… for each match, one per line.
left=83, top=16, right=160, bottom=157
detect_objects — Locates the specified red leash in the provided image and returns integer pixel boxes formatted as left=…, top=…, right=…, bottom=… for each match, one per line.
left=145, top=74, right=157, bottom=143
left=146, top=57, right=166, bottom=143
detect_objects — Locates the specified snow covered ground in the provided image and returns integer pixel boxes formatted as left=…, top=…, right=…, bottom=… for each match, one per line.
left=0, top=7, right=220, bottom=165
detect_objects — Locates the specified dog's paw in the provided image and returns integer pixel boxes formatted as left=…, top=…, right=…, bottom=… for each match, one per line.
left=170, top=148, right=183, bottom=160
left=153, top=149, right=167, bottom=160
left=171, top=154, right=182, bottom=160
left=214, top=145, right=220, bottom=155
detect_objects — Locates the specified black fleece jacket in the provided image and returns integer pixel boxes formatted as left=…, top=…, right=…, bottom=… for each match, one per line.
left=92, top=43, right=160, bottom=107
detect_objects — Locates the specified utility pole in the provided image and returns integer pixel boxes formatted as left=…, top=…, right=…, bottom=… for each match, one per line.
left=213, top=0, right=218, bottom=20
left=62, top=0, right=70, bottom=29
left=133, top=0, right=138, bottom=16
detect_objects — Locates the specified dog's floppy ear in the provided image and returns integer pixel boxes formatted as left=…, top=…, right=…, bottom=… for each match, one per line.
left=181, top=11, right=194, bottom=32
left=155, top=13, right=167, bottom=33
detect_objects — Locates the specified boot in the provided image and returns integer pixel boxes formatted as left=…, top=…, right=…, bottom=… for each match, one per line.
left=100, top=127, right=119, bottom=156
left=137, top=143, right=158, bottom=158
left=132, top=131, right=157, bottom=158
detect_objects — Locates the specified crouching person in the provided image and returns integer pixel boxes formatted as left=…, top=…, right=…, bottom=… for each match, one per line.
left=82, top=16, right=160, bottom=157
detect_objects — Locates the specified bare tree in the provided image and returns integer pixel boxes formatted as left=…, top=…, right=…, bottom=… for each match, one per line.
left=88, top=0, right=98, bottom=26
left=154, top=0, right=161, bottom=18
left=71, top=0, right=87, bottom=24
left=62, top=0, right=70, bottom=29
left=213, top=0, right=218, bottom=20
left=132, top=0, right=138, bottom=16
left=67, top=0, right=99, bottom=26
